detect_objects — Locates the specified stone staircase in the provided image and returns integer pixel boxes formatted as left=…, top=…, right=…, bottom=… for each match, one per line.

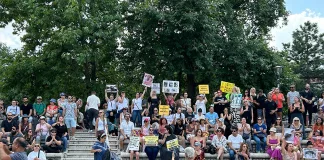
left=61, top=131, right=120, bottom=160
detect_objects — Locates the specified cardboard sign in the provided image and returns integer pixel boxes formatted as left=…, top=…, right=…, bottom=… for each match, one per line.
left=159, top=105, right=170, bottom=116
left=230, top=94, right=242, bottom=109
left=144, top=136, right=158, bottom=146
left=199, top=85, right=209, bottom=94
left=142, top=116, right=150, bottom=126
left=128, top=136, right=140, bottom=151
left=142, top=73, right=154, bottom=87
left=220, top=81, right=235, bottom=93
left=166, top=138, right=179, bottom=151
left=106, top=84, right=118, bottom=93
left=151, top=83, right=160, bottom=94
left=303, top=148, right=318, bottom=160
left=162, top=80, right=179, bottom=93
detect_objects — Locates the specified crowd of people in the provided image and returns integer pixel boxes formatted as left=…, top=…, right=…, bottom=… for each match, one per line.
left=0, top=83, right=324, bottom=160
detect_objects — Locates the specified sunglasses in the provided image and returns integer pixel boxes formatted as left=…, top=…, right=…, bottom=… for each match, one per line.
left=149, top=129, right=153, bottom=131
left=154, top=110, right=158, bottom=111
left=99, top=112, right=103, bottom=113
left=232, top=130, right=237, bottom=132
left=277, top=119, right=281, bottom=120
left=35, top=145, right=40, bottom=147
left=294, top=120, right=299, bottom=121
left=51, top=132, right=56, bottom=133
left=216, top=130, right=222, bottom=132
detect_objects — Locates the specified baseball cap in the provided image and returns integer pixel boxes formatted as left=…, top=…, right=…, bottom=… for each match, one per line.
left=60, top=93, right=65, bottom=96
left=36, top=96, right=42, bottom=100
left=50, top=98, right=56, bottom=103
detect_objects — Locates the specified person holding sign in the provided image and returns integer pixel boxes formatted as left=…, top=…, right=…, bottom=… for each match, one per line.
left=144, top=127, right=160, bottom=160
left=158, top=125, right=179, bottom=160
left=119, top=113, right=135, bottom=151
left=131, top=87, right=147, bottom=127
left=194, top=94, right=207, bottom=115
left=163, top=93, right=178, bottom=113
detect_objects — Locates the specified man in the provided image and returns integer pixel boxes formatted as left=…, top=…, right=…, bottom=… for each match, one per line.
left=300, top=84, right=315, bottom=126
left=6, top=100, right=20, bottom=121
left=287, top=85, right=300, bottom=124
left=86, top=91, right=100, bottom=132
left=0, top=112, right=19, bottom=138
left=255, top=89, right=266, bottom=122
left=63, top=95, right=77, bottom=140
left=213, top=90, right=228, bottom=116
left=42, top=128, right=62, bottom=153
left=0, top=137, right=28, bottom=160
left=119, top=113, right=134, bottom=151
left=117, top=91, right=129, bottom=121
left=264, top=93, right=277, bottom=133
left=184, top=147, right=195, bottom=160
left=7, top=126, right=23, bottom=145
left=19, top=97, right=33, bottom=123
left=205, top=107, right=219, bottom=128
left=194, top=108, right=205, bottom=120
left=33, top=96, right=46, bottom=118
left=228, top=126, right=243, bottom=160
left=131, top=87, right=147, bottom=127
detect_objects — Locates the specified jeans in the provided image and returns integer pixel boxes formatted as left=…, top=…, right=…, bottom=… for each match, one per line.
left=229, top=149, right=238, bottom=160
left=132, top=110, right=142, bottom=126
left=61, top=136, right=68, bottom=152
left=86, top=108, right=98, bottom=130
left=253, top=135, right=266, bottom=152
left=303, top=104, right=313, bottom=125
left=243, top=137, right=252, bottom=151
left=144, top=146, right=159, bottom=160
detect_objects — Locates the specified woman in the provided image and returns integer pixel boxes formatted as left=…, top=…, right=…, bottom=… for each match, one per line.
left=237, top=143, right=250, bottom=160
left=318, top=91, right=324, bottom=110
left=308, top=117, right=324, bottom=139
left=52, top=115, right=68, bottom=152
left=148, top=90, right=161, bottom=116
left=221, top=108, right=232, bottom=138
left=95, top=110, right=108, bottom=137
left=173, top=118, right=186, bottom=148
left=151, top=108, right=160, bottom=125
left=273, top=117, right=285, bottom=138
left=253, top=117, right=267, bottom=153
left=266, top=128, right=282, bottom=160
left=19, top=114, right=32, bottom=135
left=76, top=98, right=85, bottom=129
left=290, top=117, right=303, bottom=141
left=195, top=95, right=207, bottom=115
left=159, top=125, right=179, bottom=160
left=142, top=108, right=150, bottom=117
left=144, top=127, right=160, bottom=160
left=313, top=108, right=324, bottom=124
left=272, top=88, right=285, bottom=121
left=198, top=119, right=208, bottom=138
left=158, top=118, right=168, bottom=136
left=240, top=100, right=253, bottom=125
left=181, top=92, right=191, bottom=112
left=193, top=141, right=205, bottom=160
left=186, top=119, right=196, bottom=141
left=237, top=117, right=252, bottom=151
left=243, top=90, right=252, bottom=102
left=185, top=107, right=195, bottom=124
left=191, top=129, right=206, bottom=149
left=35, top=116, right=51, bottom=144
left=290, top=97, right=305, bottom=138
left=310, top=130, right=324, bottom=152
left=45, top=99, right=58, bottom=124
left=91, top=133, right=110, bottom=160
left=119, top=108, right=128, bottom=124
left=107, top=110, right=117, bottom=136
left=163, top=93, right=177, bottom=113
left=214, top=118, right=226, bottom=133
left=24, top=129, right=35, bottom=154
left=140, top=118, right=151, bottom=150
left=27, top=143, right=46, bottom=160
left=281, top=138, right=297, bottom=160
left=211, top=128, right=227, bottom=160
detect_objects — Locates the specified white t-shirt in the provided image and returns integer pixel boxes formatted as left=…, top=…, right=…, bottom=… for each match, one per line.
left=117, top=97, right=129, bottom=111
left=181, top=98, right=191, bottom=108
left=27, top=150, right=46, bottom=160
left=195, top=114, right=205, bottom=120
left=287, top=91, right=300, bottom=105
left=120, top=120, right=134, bottom=136
left=228, top=134, right=243, bottom=149
left=175, top=113, right=185, bottom=121
left=107, top=99, right=117, bottom=111
left=87, top=94, right=100, bottom=110
left=132, top=98, right=143, bottom=110
left=195, top=100, right=206, bottom=114
left=165, top=114, right=175, bottom=125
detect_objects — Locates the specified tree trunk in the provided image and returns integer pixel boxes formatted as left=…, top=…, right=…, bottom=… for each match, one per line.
left=186, top=73, right=196, bottom=103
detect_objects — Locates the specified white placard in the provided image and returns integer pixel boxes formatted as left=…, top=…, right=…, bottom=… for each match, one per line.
left=128, top=136, right=140, bottom=151
left=142, top=73, right=154, bottom=87
left=162, top=80, right=179, bottom=93
left=303, top=148, right=318, bottom=160
left=151, top=83, right=160, bottom=94
left=106, top=84, right=118, bottom=93
left=230, top=94, right=242, bottom=109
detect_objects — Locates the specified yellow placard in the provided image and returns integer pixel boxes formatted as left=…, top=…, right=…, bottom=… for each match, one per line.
left=159, top=105, right=170, bottom=116
left=166, top=138, right=179, bottom=150
left=220, top=81, right=235, bottom=93
left=199, top=85, right=209, bottom=94
left=144, top=136, right=158, bottom=146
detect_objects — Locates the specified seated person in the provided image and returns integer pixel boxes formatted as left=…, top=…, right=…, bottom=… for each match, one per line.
left=119, top=113, right=134, bottom=151
left=45, top=99, right=58, bottom=124
left=305, top=141, right=321, bottom=160
left=310, top=130, right=324, bottom=152
left=24, top=129, right=35, bottom=153
left=0, top=112, right=19, bottom=138
left=7, top=126, right=23, bottom=146
left=214, top=118, right=226, bottom=134
left=42, top=128, right=63, bottom=153
left=205, top=107, right=218, bottom=128
left=195, top=108, right=205, bottom=121
left=144, top=127, right=159, bottom=160
left=193, top=141, right=205, bottom=160
left=27, top=143, right=46, bottom=160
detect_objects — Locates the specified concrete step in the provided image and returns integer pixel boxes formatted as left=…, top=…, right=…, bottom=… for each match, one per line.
left=65, top=153, right=93, bottom=158
left=62, top=158, right=94, bottom=160
left=69, top=139, right=118, bottom=145
left=68, top=146, right=119, bottom=153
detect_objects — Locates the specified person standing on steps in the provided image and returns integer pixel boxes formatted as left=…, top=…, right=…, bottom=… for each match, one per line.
left=86, top=91, right=100, bottom=132
left=300, top=83, right=315, bottom=127
left=131, top=87, right=147, bottom=127
left=63, top=95, right=77, bottom=140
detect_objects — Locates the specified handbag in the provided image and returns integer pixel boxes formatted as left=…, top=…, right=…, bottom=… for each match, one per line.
left=242, top=133, right=250, bottom=140
left=256, top=133, right=266, bottom=138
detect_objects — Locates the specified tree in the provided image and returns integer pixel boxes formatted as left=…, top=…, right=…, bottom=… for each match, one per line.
left=283, top=21, right=324, bottom=83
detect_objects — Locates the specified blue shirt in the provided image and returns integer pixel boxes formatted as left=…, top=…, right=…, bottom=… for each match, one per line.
left=253, top=123, right=267, bottom=136
left=205, top=112, right=219, bottom=125
left=92, top=141, right=109, bottom=160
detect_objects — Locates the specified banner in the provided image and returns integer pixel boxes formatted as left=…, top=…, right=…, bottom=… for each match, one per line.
left=142, top=73, right=154, bottom=87
left=106, top=84, right=118, bottom=93
left=159, top=105, right=170, bottom=116
left=128, top=136, right=140, bottom=151
left=198, top=85, right=209, bottom=94
left=230, top=94, right=242, bottom=109
left=162, top=80, right=179, bottom=93
left=151, top=83, right=160, bottom=94
left=303, top=148, right=318, bottom=160
left=144, top=136, right=158, bottom=146
left=220, top=81, right=235, bottom=93
left=166, top=138, right=179, bottom=151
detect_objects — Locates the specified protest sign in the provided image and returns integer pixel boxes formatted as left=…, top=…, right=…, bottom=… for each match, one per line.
left=144, top=136, right=158, bottom=146
left=159, top=105, right=169, bottom=116
left=166, top=138, right=179, bottom=151
left=198, top=85, right=209, bottom=94
left=128, top=136, right=140, bottom=151
left=230, top=94, right=242, bottom=109
left=106, top=84, right=118, bottom=93
left=142, top=117, right=150, bottom=126
left=220, top=81, right=235, bottom=93
left=162, top=80, right=179, bottom=93
left=151, top=83, right=160, bottom=94
left=142, top=73, right=154, bottom=87
left=303, top=148, right=318, bottom=160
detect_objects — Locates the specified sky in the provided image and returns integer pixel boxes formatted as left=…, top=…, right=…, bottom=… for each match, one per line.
left=0, top=0, right=324, bottom=50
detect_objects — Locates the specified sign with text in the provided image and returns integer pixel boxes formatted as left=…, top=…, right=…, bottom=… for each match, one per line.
left=128, top=136, right=140, bottom=151
left=144, top=136, right=158, bottom=146
left=220, top=81, right=235, bottom=93
left=230, top=94, right=242, bottom=109
left=303, top=148, right=318, bottom=160
left=198, top=85, right=209, bottom=94
left=142, top=73, right=154, bottom=87
left=166, top=138, right=179, bottom=151
left=159, top=105, right=170, bottom=116
left=162, top=80, right=179, bottom=93
left=151, top=83, right=160, bottom=94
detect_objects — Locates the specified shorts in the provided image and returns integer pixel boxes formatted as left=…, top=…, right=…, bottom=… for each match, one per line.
left=119, top=134, right=130, bottom=140
left=277, top=108, right=282, bottom=112
left=65, top=118, right=77, bottom=128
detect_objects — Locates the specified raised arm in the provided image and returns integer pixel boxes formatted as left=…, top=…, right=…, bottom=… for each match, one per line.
left=141, top=87, right=147, bottom=99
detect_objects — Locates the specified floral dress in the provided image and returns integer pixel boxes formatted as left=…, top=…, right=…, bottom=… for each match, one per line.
left=211, top=135, right=228, bottom=152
